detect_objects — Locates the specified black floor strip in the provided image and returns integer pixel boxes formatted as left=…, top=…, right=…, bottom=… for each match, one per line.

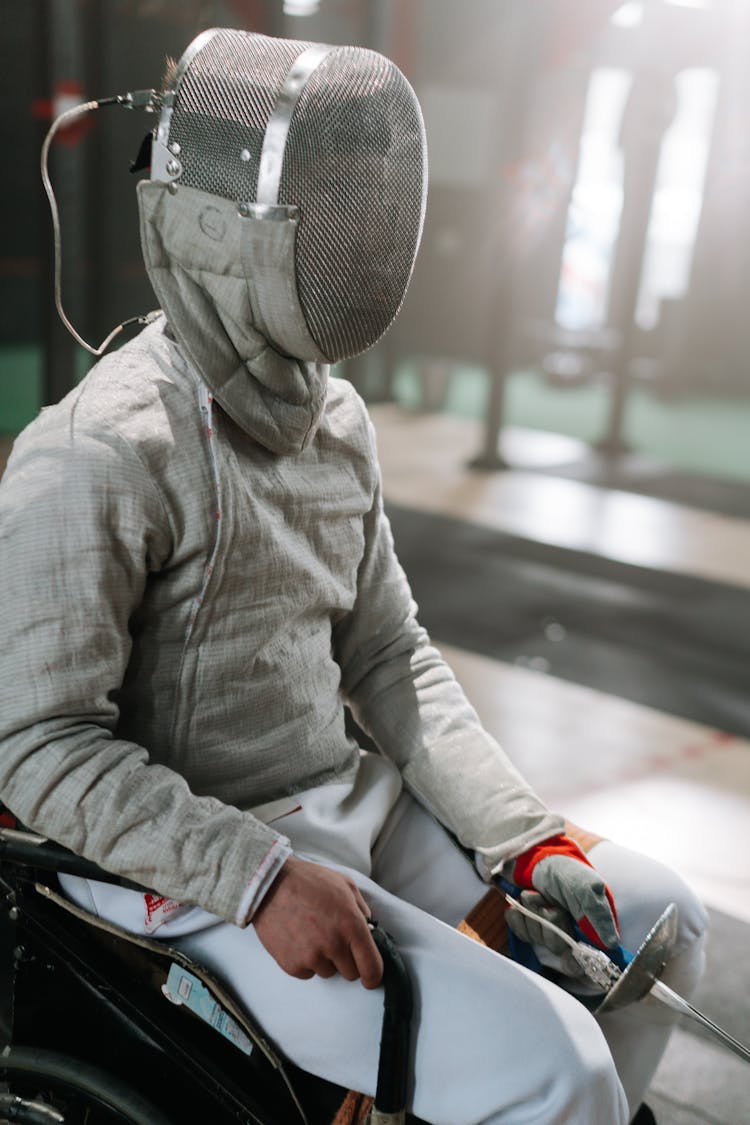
left=386, top=503, right=750, bottom=738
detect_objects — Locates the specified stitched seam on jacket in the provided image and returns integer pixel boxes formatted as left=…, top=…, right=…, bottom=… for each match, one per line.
left=168, top=381, right=224, bottom=754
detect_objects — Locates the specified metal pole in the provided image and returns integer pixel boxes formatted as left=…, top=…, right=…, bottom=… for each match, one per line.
left=39, top=0, right=88, bottom=406
left=470, top=8, right=547, bottom=470
left=598, top=35, right=677, bottom=455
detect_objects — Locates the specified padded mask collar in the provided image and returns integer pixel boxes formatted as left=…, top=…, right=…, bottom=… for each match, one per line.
left=138, top=180, right=328, bottom=455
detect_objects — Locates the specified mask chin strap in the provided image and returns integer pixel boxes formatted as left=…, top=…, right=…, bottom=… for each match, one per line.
left=41, top=90, right=163, bottom=357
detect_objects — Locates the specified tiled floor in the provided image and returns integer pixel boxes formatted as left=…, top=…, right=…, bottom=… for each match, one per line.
left=370, top=405, right=750, bottom=925
left=436, top=642, right=750, bottom=925
left=370, top=404, right=750, bottom=1124
left=372, top=406, right=750, bottom=589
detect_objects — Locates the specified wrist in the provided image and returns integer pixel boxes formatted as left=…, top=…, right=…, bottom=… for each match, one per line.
left=235, top=837, right=292, bottom=928
left=511, top=833, right=590, bottom=890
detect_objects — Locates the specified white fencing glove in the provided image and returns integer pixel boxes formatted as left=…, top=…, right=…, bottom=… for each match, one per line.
left=504, top=834, right=620, bottom=954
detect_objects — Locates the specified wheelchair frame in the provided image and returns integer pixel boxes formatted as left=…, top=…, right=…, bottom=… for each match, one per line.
left=0, top=824, right=416, bottom=1125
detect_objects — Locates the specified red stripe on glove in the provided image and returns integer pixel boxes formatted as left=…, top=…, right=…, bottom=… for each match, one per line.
left=512, top=833, right=619, bottom=949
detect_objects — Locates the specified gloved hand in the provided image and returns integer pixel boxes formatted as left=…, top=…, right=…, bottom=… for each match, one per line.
left=505, top=889, right=577, bottom=955
left=505, top=834, right=620, bottom=954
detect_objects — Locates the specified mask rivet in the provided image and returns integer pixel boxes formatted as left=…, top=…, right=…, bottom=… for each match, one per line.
left=240, top=149, right=251, bottom=162
left=238, top=202, right=250, bottom=217
left=166, top=159, right=181, bottom=177
left=169, top=141, right=181, bottom=155
left=167, top=182, right=179, bottom=195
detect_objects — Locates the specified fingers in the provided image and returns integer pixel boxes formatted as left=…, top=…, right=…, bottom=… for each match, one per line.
left=300, top=929, right=382, bottom=988
left=309, top=954, right=337, bottom=979
left=308, top=923, right=382, bottom=988
left=531, top=854, right=621, bottom=950
left=352, top=882, right=373, bottom=920
left=506, top=891, right=575, bottom=956
left=569, top=878, right=619, bottom=949
left=263, top=920, right=380, bottom=986
left=350, top=928, right=384, bottom=990
left=330, top=878, right=382, bottom=986
left=506, top=904, right=545, bottom=950
left=252, top=857, right=384, bottom=988
left=325, top=912, right=383, bottom=988
left=577, top=902, right=619, bottom=949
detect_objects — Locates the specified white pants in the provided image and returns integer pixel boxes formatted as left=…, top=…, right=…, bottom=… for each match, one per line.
left=61, top=756, right=707, bottom=1125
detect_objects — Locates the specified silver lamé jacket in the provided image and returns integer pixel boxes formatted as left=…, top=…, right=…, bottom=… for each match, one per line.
left=0, top=184, right=562, bottom=927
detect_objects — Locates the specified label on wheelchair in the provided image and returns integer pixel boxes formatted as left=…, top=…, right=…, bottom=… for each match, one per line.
left=162, top=964, right=254, bottom=1056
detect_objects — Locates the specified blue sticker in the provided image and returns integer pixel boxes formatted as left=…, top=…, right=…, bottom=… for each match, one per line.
left=163, top=964, right=253, bottom=1056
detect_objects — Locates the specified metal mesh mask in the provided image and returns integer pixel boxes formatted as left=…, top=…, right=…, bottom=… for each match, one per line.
left=151, top=28, right=427, bottom=363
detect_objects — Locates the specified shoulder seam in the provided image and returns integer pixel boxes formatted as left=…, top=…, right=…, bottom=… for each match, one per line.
left=93, top=417, right=177, bottom=551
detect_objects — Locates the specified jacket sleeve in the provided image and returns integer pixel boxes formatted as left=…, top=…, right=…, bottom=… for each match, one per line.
left=333, top=426, right=564, bottom=880
left=0, top=420, right=289, bottom=926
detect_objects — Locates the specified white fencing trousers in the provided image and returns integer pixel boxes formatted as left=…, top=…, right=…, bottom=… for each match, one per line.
left=60, top=759, right=707, bottom=1125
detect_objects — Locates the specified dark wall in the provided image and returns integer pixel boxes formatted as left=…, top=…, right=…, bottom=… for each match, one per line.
left=0, top=0, right=276, bottom=350
left=1, top=2, right=46, bottom=343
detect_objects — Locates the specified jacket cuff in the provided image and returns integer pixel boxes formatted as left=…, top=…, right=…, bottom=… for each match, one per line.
left=234, top=836, right=292, bottom=927
left=510, top=833, right=589, bottom=889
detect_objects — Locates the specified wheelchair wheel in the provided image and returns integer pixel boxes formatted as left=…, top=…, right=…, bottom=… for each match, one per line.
left=0, top=1046, right=173, bottom=1125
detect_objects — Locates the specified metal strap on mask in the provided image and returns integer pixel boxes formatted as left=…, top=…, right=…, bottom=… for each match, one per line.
left=255, top=43, right=334, bottom=206
left=152, top=29, right=224, bottom=185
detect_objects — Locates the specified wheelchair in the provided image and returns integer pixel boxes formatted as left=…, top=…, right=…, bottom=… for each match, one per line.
left=0, top=811, right=418, bottom=1125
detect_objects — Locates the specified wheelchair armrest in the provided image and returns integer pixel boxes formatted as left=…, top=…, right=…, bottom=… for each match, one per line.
left=370, top=925, right=413, bottom=1120
left=0, top=827, right=146, bottom=892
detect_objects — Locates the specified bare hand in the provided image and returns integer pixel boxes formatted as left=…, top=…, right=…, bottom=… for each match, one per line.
left=252, top=856, right=383, bottom=989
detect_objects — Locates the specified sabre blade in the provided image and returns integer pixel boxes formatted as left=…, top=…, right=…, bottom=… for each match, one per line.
left=504, top=894, right=750, bottom=1067
left=650, top=979, right=750, bottom=1065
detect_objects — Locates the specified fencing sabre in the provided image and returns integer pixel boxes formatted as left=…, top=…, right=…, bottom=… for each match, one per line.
left=506, top=895, right=750, bottom=1066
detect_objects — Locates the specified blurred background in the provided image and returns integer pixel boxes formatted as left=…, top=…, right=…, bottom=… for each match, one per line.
left=2, top=1, right=750, bottom=1120
left=3, top=0, right=750, bottom=481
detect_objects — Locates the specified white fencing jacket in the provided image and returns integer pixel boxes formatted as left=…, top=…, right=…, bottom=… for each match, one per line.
left=0, top=186, right=562, bottom=927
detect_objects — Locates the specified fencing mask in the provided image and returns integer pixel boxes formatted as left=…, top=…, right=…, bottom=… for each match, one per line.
left=139, top=28, right=426, bottom=378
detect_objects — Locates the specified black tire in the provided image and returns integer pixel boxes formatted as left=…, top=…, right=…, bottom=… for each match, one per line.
left=0, top=1046, right=174, bottom=1125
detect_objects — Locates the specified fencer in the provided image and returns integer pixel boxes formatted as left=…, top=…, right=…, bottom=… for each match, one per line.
left=0, top=28, right=706, bottom=1124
